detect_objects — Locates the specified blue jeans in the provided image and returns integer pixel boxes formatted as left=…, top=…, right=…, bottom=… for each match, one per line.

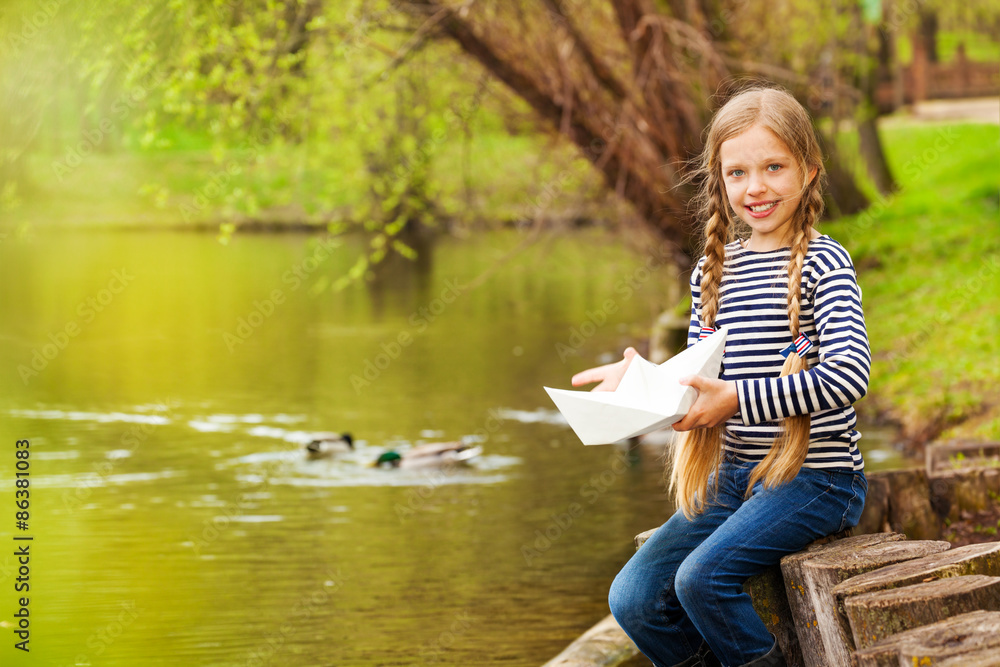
left=608, top=460, right=867, bottom=667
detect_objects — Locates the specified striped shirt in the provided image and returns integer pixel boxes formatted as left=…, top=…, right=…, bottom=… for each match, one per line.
left=687, top=235, right=870, bottom=471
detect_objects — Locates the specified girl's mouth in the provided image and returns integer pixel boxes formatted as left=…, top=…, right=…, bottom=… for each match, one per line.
left=745, top=200, right=778, bottom=218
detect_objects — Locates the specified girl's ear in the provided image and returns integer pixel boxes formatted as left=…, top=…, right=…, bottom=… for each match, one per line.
left=807, top=165, right=819, bottom=183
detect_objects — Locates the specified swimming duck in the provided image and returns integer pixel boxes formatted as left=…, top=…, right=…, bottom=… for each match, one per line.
left=305, top=433, right=354, bottom=459
left=374, top=440, right=482, bottom=469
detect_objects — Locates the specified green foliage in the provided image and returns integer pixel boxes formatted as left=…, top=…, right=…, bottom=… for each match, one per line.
left=1, top=0, right=533, bottom=287
left=830, top=122, right=1000, bottom=441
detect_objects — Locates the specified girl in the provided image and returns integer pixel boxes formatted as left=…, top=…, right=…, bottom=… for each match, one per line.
left=571, top=86, right=870, bottom=667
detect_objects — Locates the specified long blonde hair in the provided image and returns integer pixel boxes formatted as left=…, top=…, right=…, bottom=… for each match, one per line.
left=670, top=85, right=826, bottom=518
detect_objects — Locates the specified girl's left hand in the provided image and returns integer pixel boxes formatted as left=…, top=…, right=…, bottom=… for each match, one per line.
left=671, top=376, right=739, bottom=431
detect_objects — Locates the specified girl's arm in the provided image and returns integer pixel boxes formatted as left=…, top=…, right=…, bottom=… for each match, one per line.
left=736, top=265, right=871, bottom=425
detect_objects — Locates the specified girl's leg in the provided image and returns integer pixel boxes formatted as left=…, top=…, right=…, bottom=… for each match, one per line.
left=608, top=463, right=746, bottom=666
left=674, top=466, right=867, bottom=666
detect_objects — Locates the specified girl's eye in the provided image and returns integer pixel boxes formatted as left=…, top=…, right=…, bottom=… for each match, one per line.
left=767, top=164, right=781, bottom=172
left=729, top=169, right=744, bottom=177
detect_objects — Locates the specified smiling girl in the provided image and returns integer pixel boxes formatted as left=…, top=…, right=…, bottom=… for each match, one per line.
left=572, top=86, right=871, bottom=666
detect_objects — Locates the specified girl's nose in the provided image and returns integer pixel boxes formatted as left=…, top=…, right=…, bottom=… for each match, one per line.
left=746, top=173, right=767, bottom=197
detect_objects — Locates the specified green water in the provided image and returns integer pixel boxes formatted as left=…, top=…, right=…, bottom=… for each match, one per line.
left=0, top=228, right=916, bottom=666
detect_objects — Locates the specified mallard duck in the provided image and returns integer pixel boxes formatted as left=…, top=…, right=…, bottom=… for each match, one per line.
left=374, top=440, right=482, bottom=469
left=305, top=433, right=354, bottom=459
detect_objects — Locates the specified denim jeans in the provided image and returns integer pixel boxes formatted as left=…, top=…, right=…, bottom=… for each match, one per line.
left=608, top=460, right=867, bottom=667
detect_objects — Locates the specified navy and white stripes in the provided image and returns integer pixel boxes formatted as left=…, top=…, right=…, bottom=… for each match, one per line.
left=687, top=235, right=871, bottom=471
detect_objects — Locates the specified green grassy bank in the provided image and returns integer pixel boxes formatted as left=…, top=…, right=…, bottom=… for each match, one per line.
left=829, top=121, right=1000, bottom=444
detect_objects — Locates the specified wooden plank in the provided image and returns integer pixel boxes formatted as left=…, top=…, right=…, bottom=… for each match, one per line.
left=880, top=468, right=942, bottom=540
left=745, top=563, right=804, bottom=667
left=850, top=610, right=1000, bottom=667
left=844, top=574, right=1000, bottom=650
left=833, top=542, right=1000, bottom=656
left=542, top=614, right=639, bottom=667
left=854, top=474, right=890, bottom=535
left=936, top=646, right=1000, bottom=666
left=926, top=439, right=1000, bottom=474
left=779, top=533, right=947, bottom=667
left=928, top=468, right=1000, bottom=523
left=833, top=542, right=1000, bottom=600
left=634, top=529, right=656, bottom=551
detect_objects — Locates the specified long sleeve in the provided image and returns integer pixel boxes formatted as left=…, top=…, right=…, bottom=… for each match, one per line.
left=735, top=263, right=871, bottom=426
left=686, top=236, right=869, bottom=471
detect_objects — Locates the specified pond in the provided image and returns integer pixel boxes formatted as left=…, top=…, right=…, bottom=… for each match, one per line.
left=0, top=228, right=918, bottom=666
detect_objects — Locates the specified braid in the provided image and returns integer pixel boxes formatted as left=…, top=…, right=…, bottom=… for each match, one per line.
left=747, top=178, right=822, bottom=494
left=699, top=208, right=729, bottom=326
left=671, top=84, right=832, bottom=507
left=785, top=224, right=810, bottom=336
left=670, top=171, right=729, bottom=518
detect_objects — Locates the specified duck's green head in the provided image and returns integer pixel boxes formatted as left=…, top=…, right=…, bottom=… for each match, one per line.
left=375, top=451, right=402, bottom=467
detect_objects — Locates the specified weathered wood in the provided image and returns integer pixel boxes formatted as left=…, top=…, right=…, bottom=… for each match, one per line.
left=926, top=439, right=1000, bottom=474
left=850, top=611, right=1000, bottom=667
left=542, top=614, right=639, bottom=667
left=745, top=564, right=805, bottom=667
left=877, top=468, right=942, bottom=540
left=936, top=646, right=1000, bottom=666
left=780, top=533, right=949, bottom=667
left=833, top=542, right=1000, bottom=655
left=844, top=574, right=1000, bottom=650
left=833, top=542, right=1000, bottom=600
left=849, top=644, right=897, bottom=667
left=634, top=529, right=656, bottom=551
left=928, top=468, right=1000, bottom=523
left=854, top=474, right=890, bottom=536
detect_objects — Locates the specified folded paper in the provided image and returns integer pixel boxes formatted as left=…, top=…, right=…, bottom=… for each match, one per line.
left=544, top=328, right=727, bottom=445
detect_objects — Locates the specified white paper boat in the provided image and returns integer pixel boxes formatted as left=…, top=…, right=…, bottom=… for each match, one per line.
left=544, top=328, right=727, bottom=445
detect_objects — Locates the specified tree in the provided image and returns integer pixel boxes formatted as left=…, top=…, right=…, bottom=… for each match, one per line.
left=390, top=0, right=878, bottom=261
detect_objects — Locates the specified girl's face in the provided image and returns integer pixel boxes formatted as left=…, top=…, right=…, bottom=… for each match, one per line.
left=719, top=123, right=816, bottom=251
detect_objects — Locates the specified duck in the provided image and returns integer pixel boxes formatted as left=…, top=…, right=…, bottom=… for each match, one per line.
left=374, top=439, right=482, bottom=469
left=305, top=432, right=354, bottom=459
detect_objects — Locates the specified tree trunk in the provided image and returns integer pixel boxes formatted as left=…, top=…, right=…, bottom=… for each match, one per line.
left=852, top=610, right=1000, bottom=667
left=919, top=8, right=939, bottom=64
left=857, top=115, right=896, bottom=195
left=815, top=130, right=870, bottom=218
left=393, top=1, right=876, bottom=259
left=779, top=533, right=948, bottom=666
left=831, top=542, right=1000, bottom=646
left=845, top=575, right=1000, bottom=650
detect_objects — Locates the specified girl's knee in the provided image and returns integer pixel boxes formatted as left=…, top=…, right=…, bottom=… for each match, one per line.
left=607, top=572, right=634, bottom=620
left=673, top=558, right=696, bottom=606
left=674, top=556, right=712, bottom=608
left=608, top=569, right=655, bottom=631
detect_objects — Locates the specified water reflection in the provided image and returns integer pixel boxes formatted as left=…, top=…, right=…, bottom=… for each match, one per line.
left=0, top=229, right=917, bottom=666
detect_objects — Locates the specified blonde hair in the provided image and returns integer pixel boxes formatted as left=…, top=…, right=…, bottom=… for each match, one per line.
left=670, top=85, right=826, bottom=518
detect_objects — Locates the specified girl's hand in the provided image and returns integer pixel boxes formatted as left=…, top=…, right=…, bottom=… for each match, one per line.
left=571, top=347, right=638, bottom=392
left=671, top=376, right=739, bottom=431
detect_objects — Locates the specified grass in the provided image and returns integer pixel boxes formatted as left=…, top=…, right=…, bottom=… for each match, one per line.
left=7, top=120, right=604, bottom=229
left=827, top=121, right=1000, bottom=442
left=894, top=29, right=1000, bottom=65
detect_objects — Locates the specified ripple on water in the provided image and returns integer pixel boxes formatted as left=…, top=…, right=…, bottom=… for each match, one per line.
left=32, top=451, right=80, bottom=460
left=227, top=447, right=521, bottom=488
left=32, top=469, right=183, bottom=489
left=7, top=408, right=171, bottom=425
left=495, top=407, right=567, bottom=425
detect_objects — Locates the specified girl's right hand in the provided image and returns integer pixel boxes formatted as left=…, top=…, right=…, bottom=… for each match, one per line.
left=570, top=347, right=638, bottom=392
